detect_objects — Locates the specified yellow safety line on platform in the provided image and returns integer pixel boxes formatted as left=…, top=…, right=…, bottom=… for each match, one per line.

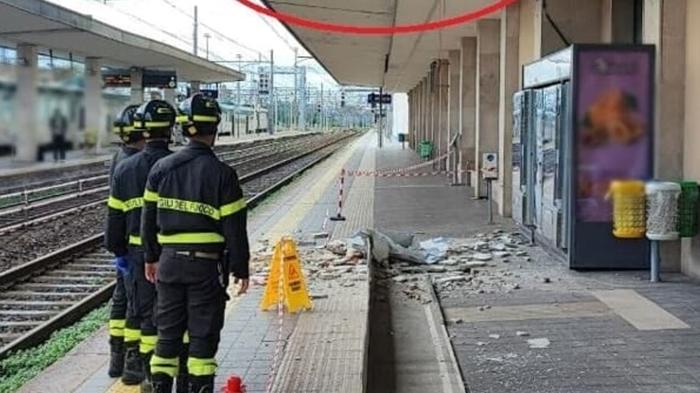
left=264, top=134, right=367, bottom=241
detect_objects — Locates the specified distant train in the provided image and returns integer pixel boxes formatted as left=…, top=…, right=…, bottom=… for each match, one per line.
left=218, top=103, right=269, bottom=136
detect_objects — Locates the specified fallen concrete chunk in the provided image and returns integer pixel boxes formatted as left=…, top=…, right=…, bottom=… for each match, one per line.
left=516, top=331, right=530, bottom=337
left=473, top=253, right=493, bottom=261
left=528, top=338, right=550, bottom=349
left=393, top=275, right=412, bottom=283
left=426, top=265, right=447, bottom=273
left=326, top=240, right=347, bottom=256
left=463, top=261, right=488, bottom=269
left=434, top=275, right=468, bottom=285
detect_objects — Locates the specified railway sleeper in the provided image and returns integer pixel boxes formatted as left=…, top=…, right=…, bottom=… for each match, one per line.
left=47, top=269, right=113, bottom=277
left=15, top=283, right=103, bottom=292
left=1, top=291, right=87, bottom=301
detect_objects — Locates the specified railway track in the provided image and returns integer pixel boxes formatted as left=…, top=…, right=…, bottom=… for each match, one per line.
left=0, top=131, right=357, bottom=358
left=0, top=133, right=330, bottom=233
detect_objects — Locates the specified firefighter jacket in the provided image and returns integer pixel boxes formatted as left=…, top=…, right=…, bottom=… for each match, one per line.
left=109, top=145, right=140, bottom=185
left=106, top=140, right=172, bottom=257
left=140, top=140, right=250, bottom=279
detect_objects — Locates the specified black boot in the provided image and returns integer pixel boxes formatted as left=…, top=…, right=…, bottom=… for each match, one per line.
left=151, top=374, right=174, bottom=393
left=175, top=344, right=188, bottom=393
left=140, top=352, right=154, bottom=393
left=108, top=336, right=125, bottom=378
left=188, top=375, right=214, bottom=393
left=122, top=342, right=145, bottom=385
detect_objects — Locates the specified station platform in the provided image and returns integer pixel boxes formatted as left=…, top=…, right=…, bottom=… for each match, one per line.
left=16, top=133, right=700, bottom=393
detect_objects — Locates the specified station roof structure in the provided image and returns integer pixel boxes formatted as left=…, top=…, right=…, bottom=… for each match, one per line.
left=0, top=0, right=245, bottom=83
left=263, top=0, right=498, bottom=92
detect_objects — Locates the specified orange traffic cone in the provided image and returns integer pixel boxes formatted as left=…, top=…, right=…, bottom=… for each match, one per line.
left=223, top=375, right=246, bottom=393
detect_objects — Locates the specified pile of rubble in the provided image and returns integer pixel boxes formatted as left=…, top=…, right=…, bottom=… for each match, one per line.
left=247, top=237, right=369, bottom=297
left=372, top=229, right=536, bottom=300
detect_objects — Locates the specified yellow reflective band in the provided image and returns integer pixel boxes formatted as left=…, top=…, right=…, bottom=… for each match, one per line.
left=158, top=197, right=220, bottom=220
left=157, top=232, right=225, bottom=244
left=124, top=328, right=141, bottom=343
left=129, top=234, right=142, bottom=246
left=220, top=198, right=246, bottom=218
left=107, top=196, right=125, bottom=211
left=176, top=115, right=189, bottom=124
left=192, top=115, right=219, bottom=123
left=144, top=189, right=159, bottom=202
left=108, top=319, right=126, bottom=337
left=182, top=331, right=190, bottom=344
left=151, top=355, right=179, bottom=378
left=139, top=335, right=157, bottom=354
left=123, top=197, right=144, bottom=212
left=144, top=121, right=171, bottom=128
left=187, top=357, right=217, bottom=377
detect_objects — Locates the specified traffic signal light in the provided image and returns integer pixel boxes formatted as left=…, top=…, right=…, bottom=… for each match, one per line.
left=340, top=91, right=346, bottom=107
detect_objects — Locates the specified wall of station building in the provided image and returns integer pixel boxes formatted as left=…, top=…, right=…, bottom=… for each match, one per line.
left=407, top=0, right=700, bottom=279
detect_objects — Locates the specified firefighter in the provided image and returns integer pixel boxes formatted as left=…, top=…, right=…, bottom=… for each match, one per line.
left=107, top=104, right=145, bottom=378
left=106, top=100, right=176, bottom=392
left=142, top=93, right=250, bottom=393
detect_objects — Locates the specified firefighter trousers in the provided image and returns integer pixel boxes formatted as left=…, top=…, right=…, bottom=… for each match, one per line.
left=125, top=248, right=158, bottom=354
left=108, top=269, right=127, bottom=339
left=151, top=249, right=227, bottom=379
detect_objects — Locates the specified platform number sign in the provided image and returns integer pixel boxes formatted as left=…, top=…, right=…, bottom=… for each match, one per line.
left=367, top=93, right=392, bottom=105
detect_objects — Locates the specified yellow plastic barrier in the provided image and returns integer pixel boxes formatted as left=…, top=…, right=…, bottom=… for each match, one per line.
left=260, top=237, right=313, bottom=313
left=608, top=180, right=646, bottom=238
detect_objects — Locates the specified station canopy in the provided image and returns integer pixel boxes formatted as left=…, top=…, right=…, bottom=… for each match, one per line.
left=0, top=0, right=244, bottom=83
left=264, top=0, right=498, bottom=92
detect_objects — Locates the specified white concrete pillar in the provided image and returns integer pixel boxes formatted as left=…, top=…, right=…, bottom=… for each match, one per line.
left=437, top=59, right=449, bottom=169
left=645, top=0, right=687, bottom=272
left=130, top=68, right=143, bottom=105
left=496, top=3, right=520, bottom=216
left=15, top=44, right=38, bottom=161
left=424, top=76, right=429, bottom=144
left=85, top=57, right=105, bottom=151
left=460, top=37, right=477, bottom=181
left=474, top=20, right=501, bottom=198
left=448, top=50, right=461, bottom=179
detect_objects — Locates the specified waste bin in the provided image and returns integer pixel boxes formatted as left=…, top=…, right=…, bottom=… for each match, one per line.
left=646, top=182, right=681, bottom=241
left=679, top=181, right=699, bottom=238
left=419, top=141, right=433, bottom=160
left=608, top=180, right=646, bottom=239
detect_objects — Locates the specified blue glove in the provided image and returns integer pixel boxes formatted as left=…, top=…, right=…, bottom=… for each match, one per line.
left=114, top=256, right=129, bottom=276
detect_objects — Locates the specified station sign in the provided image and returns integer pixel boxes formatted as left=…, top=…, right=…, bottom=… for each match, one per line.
left=367, top=93, right=392, bottom=105
left=103, top=69, right=131, bottom=87
left=103, top=69, right=177, bottom=89
left=143, top=70, right=177, bottom=89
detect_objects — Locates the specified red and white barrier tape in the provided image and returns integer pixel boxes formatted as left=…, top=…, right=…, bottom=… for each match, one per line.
left=347, top=169, right=468, bottom=178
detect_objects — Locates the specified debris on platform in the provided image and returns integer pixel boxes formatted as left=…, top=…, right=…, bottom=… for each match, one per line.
left=527, top=338, right=551, bottom=349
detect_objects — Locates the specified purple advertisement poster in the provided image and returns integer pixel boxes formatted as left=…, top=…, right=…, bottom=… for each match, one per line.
left=574, top=49, right=653, bottom=222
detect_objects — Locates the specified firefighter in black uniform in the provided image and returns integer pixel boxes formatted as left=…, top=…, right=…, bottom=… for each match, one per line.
left=107, top=104, right=145, bottom=378
left=142, top=94, right=250, bottom=393
left=106, top=100, right=176, bottom=392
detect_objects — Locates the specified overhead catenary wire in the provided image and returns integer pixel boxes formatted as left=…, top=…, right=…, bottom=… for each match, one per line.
left=158, top=0, right=267, bottom=60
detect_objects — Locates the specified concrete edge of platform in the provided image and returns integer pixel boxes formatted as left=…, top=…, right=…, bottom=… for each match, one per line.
left=363, top=238, right=374, bottom=393
left=423, top=276, right=468, bottom=393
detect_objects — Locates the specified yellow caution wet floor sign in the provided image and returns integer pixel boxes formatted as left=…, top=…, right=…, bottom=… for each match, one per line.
left=260, top=238, right=313, bottom=313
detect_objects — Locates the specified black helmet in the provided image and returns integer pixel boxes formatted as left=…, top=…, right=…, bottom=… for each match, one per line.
left=176, top=93, right=222, bottom=136
left=133, top=100, right=176, bottom=139
left=113, top=104, right=144, bottom=144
